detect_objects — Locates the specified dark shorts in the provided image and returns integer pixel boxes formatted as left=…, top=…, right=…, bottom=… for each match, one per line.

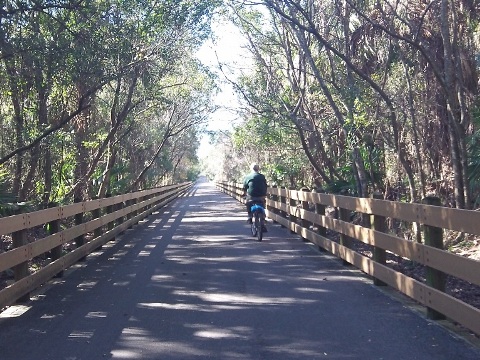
left=246, top=195, right=266, bottom=215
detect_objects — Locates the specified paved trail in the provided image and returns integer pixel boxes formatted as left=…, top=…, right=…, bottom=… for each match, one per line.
left=0, top=179, right=479, bottom=359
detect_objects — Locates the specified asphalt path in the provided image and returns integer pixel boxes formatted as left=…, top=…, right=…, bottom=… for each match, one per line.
left=0, top=179, right=479, bottom=360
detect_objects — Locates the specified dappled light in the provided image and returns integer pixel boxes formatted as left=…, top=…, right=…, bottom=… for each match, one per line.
left=185, top=235, right=245, bottom=242
left=194, top=292, right=315, bottom=306
left=181, top=216, right=245, bottom=222
left=0, top=0, right=479, bottom=356
left=138, top=302, right=218, bottom=312
left=68, top=330, right=95, bottom=340
left=193, top=327, right=247, bottom=340
left=77, top=281, right=98, bottom=290
left=1, top=182, right=479, bottom=360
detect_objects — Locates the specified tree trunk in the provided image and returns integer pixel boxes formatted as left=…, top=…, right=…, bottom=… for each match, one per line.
left=403, top=62, right=426, bottom=200
left=440, top=0, right=466, bottom=209
left=352, top=147, right=368, bottom=197
left=5, top=60, right=24, bottom=199
left=74, top=82, right=91, bottom=201
left=19, top=147, right=40, bottom=201
left=98, top=149, right=116, bottom=198
left=43, top=145, right=52, bottom=207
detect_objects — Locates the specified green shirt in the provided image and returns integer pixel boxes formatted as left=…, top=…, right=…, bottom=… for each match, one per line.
left=243, top=171, right=267, bottom=197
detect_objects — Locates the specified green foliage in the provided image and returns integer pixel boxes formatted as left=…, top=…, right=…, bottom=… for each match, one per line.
left=467, top=127, right=480, bottom=207
left=232, top=110, right=310, bottom=187
left=324, top=180, right=355, bottom=194
left=108, top=163, right=131, bottom=195
left=46, top=140, right=77, bottom=203
left=0, top=166, right=33, bottom=216
left=0, top=167, right=17, bottom=216
left=186, top=167, right=201, bottom=181
left=0, top=0, right=221, bottom=205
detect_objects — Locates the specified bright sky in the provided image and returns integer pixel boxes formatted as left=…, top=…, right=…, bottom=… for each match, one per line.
left=195, top=16, right=249, bottom=158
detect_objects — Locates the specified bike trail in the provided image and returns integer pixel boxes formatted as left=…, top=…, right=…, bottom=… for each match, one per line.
left=0, top=178, right=479, bottom=360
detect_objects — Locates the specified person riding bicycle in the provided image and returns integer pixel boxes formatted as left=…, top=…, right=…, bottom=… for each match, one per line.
left=243, top=163, right=267, bottom=227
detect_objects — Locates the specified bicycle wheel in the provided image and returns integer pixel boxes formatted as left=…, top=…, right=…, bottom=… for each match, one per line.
left=257, top=216, right=263, bottom=241
left=251, top=214, right=257, bottom=237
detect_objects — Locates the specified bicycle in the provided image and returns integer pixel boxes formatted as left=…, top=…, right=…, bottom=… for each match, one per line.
left=250, top=201, right=266, bottom=241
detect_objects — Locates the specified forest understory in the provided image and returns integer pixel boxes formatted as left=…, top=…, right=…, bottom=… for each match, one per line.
left=324, top=213, right=480, bottom=339
left=327, top=209, right=480, bottom=307
left=348, top=232, right=480, bottom=310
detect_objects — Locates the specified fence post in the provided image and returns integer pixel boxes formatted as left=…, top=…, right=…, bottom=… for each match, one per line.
left=91, top=197, right=102, bottom=239
left=12, top=207, right=30, bottom=302
left=136, top=195, right=143, bottom=221
left=126, top=193, right=133, bottom=229
left=133, top=196, right=139, bottom=225
left=300, top=187, right=310, bottom=241
left=339, top=191, right=352, bottom=265
left=74, top=197, right=86, bottom=261
left=117, top=199, right=125, bottom=229
left=423, top=196, right=446, bottom=320
left=371, top=192, right=386, bottom=286
left=289, top=187, right=297, bottom=233
left=106, top=193, right=116, bottom=240
left=237, top=183, right=243, bottom=202
left=280, top=187, right=287, bottom=227
left=313, top=187, right=327, bottom=252
left=270, top=185, right=278, bottom=223
left=146, top=193, right=150, bottom=212
left=47, top=202, right=64, bottom=278
left=91, top=197, right=103, bottom=250
left=74, top=197, right=84, bottom=247
left=143, top=193, right=150, bottom=214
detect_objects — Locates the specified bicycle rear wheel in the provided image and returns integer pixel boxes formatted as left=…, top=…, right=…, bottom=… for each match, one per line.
left=256, top=216, right=263, bottom=241
left=251, top=216, right=257, bottom=237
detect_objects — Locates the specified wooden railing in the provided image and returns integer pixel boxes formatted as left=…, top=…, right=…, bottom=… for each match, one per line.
left=0, top=182, right=191, bottom=309
left=217, top=181, right=480, bottom=337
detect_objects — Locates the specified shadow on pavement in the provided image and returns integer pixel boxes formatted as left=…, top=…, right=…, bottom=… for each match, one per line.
left=0, top=179, right=479, bottom=360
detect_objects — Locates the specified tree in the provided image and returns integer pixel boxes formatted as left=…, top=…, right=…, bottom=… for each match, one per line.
left=226, top=0, right=479, bottom=209
left=0, top=0, right=221, bottom=208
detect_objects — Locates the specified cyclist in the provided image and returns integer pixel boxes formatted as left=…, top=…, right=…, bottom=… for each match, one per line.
left=243, top=163, right=268, bottom=230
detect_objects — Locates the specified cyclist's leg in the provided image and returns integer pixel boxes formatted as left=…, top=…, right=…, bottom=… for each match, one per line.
left=259, top=197, right=267, bottom=232
left=257, top=212, right=263, bottom=241
left=261, top=219, right=267, bottom=232
left=246, top=197, right=253, bottom=223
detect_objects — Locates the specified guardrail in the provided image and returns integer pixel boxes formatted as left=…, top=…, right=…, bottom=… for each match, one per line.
left=217, top=181, right=480, bottom=337
left=0, top=182, right=191, bottom=309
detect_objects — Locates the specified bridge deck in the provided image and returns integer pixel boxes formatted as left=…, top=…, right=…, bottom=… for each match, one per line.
left=0, top=179, right=479, bottom=359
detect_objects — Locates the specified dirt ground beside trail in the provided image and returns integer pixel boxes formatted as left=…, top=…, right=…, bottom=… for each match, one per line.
left=325, top=223, right=480, bottom=314
left=353, top=239, right=480, bottom=310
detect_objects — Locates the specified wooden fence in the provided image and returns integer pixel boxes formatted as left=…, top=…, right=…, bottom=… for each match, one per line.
left=0, top=182, right=191, bottom=310
left=217, top=181, right=480, bottom=337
